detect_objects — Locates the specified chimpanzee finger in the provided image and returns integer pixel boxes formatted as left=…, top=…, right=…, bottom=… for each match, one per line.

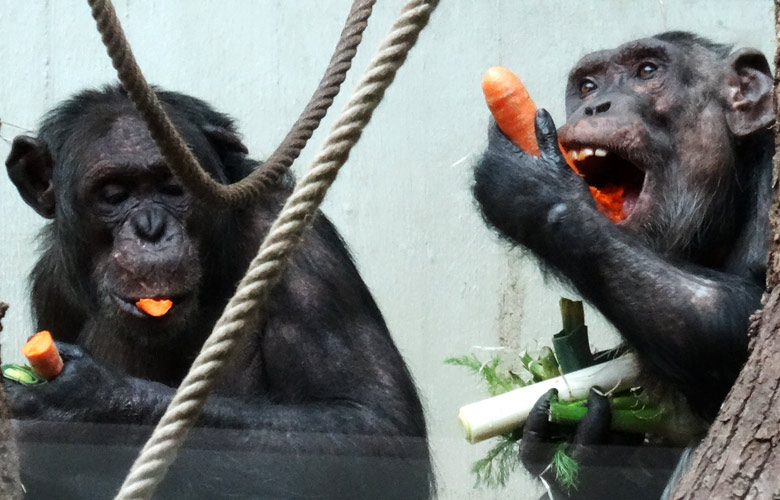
left=534, top=109, right=566, bottom=166
left=572, top=387, right=611, bottom=446
left=487, top=118, right=525, bottom=156
left=524, top=388, right=557, bottom=442
left=569, top=387, right=611, bottom=466
left=520, top=388, right=557, bottom=476
left=54, top=342, right=87, bottom=362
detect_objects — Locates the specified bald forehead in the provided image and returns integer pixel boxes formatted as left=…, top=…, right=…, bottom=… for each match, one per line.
left=90, top=116, right=163, bottom=166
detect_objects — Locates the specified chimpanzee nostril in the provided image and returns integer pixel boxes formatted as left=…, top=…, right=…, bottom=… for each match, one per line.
left=131, top=207, right=167, bottom=242
left=584, top=101, right=611, bottom=117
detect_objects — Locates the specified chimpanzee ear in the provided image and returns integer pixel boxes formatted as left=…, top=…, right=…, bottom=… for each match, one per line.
left=723, top=48, right=774, bottom=136
left=202, top=124, right=249, bottom=157
left=5, top=135, right=56, bottom=219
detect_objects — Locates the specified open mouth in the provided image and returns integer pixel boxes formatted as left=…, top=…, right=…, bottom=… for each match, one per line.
left=564, top=145, right=646, bottom=223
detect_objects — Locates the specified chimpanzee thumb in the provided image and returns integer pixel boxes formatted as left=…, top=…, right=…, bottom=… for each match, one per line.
left=534, top=109, right=565, bottom=166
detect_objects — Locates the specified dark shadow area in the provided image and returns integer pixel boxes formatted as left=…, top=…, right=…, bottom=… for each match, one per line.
left=15, top=420, right=432, bottom=500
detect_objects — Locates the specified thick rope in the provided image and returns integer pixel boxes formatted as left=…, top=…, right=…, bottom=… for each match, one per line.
left=112, top=1, right=439, bottom=499
left=87, top=0, right=376, bottom=209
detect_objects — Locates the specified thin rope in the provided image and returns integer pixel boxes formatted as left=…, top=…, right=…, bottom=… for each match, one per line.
left=112, top=1, right=439, bottom=499
left=87, top=0, right=376, bottom=209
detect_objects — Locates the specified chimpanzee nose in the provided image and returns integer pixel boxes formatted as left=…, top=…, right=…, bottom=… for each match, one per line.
left=584, top=101, right=611, bottom=116
left=131, top=206, right=167, bottom=242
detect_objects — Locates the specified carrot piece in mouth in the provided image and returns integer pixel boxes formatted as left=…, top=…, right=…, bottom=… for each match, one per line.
left=135, top=298, right=174, bottom=317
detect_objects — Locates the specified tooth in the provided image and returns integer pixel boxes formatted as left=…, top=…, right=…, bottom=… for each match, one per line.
left=580, top=148, right=594, bottom=159
left=570, top=150, right=579, bottom=160
left=594, top=148, right=608, bottom=157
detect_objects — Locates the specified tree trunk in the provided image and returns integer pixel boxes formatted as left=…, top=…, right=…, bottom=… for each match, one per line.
left=670, top=4, right=780, bottom=498
left=0, top=303, right=22, bottom=499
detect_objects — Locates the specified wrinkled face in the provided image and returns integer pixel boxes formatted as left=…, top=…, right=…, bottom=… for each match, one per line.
left=66, top=116, right=217, bottom=338
left=558, top=38, right=735, bottom=250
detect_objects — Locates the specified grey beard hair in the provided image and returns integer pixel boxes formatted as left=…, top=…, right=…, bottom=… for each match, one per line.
left=639, top=175, right=735, bottom=259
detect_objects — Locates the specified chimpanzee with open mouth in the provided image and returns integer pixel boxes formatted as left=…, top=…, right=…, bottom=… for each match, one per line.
left=474, top=32, right=774, bottom=499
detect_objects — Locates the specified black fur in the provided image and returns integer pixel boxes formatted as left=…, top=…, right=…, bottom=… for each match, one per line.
left=5, top=84, right=432, bottom=499
left=474, top=32, right=774, bottom=499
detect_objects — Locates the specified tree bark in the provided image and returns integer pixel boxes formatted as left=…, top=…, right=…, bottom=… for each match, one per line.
left=0, top=303, right=22, bottom=499
left=671, top=4, right=780, bottom=499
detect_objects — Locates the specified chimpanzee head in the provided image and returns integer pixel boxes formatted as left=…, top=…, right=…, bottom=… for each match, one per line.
left=558, top=32, right=774, bottom=257
left=5, top=85, right=255, bottom=346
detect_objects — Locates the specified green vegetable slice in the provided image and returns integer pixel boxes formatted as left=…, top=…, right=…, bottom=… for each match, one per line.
left=2, top=363, right=46, bottom=385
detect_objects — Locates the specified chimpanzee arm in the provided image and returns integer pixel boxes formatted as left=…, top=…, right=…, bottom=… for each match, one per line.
left=12, top=341, right=430, bottom=500
left=473, top=112, right=760, bottom=415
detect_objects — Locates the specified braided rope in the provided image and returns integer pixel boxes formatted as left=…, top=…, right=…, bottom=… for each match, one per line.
left=87, top=0, right=376, bottom=208
left=112, top=1, right=439, bottom=499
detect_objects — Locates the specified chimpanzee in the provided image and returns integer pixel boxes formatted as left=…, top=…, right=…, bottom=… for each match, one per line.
left=473, top=32, right=773, bottom=499
left=4, top=85, right=431, bottom=499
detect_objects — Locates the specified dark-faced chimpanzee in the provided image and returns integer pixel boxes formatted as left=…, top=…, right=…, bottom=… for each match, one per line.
left=4, top=85, right=431, bottom=499
left=473, top=32, right=773, bottom=499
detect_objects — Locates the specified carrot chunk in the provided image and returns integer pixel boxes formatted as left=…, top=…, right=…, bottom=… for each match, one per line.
left=21, top=330, right=63, bottom=380
left=135, top=298, right=173, bottom=317
left=590, top=185, right=626, bottom=223
left=481, top=66, right=626, bottom=222
left=482, top=66, right=542, bottom=156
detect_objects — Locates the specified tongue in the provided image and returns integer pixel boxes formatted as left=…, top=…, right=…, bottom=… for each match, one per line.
left=135, top=298, right=173, bottom=317
left=622, top=190, right=639, bottom=215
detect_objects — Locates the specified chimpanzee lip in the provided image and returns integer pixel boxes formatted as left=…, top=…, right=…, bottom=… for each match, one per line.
left=561, top=142, right=647, bottom=222
left=112, top=293, right=190, bottom=319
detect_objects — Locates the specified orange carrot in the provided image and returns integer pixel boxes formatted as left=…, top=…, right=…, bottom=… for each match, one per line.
left=590, top=185, right=626, bottom=223
left=482, top=66, right=542, bottom=156
left=136, top=298, right=173, bottom=317
left=481, top=66, right=626, bottom=223
left=22, top=330, right=63, bottom=380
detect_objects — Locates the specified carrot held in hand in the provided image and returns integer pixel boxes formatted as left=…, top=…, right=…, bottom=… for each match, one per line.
left=481, top=66, right=627, bottom=223
left=136, top=298, right=173, bottom=317
left=22, top=330, right=63, bottom=380
left=481, top=66, right=575, bottom=168
left=481, top=66, right=542, bottom=156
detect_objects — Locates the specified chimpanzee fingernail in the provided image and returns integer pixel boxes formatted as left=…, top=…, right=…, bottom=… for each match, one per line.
left=536, top=110, right=552, bottom=135
left=547, top=203, right=567, bottom=225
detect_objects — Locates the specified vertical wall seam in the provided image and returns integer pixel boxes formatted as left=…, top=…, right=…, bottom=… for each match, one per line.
left=43, top=0, right=52, bottom=108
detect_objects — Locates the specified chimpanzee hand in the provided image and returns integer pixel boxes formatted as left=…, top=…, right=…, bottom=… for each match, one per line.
left=6, top=342, right=167, bottom=424
left=521, top=388, right=674, bottom=500
left=473, top=110, right=596, bottom=253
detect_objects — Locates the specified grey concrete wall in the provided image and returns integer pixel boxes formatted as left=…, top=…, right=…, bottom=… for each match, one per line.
left=0, top=1, right=774, bottom=498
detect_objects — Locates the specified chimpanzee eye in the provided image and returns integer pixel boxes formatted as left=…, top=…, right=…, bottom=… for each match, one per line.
left=579, top=78, right=597, bottom=96
left=159, top=184, right=184, bottom=197
left=101, top=183, right=129, bottom=205
left=638, top=61, right=658, bottom=79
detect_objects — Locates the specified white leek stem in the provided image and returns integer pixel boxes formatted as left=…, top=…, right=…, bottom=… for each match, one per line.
left=458, top=353, right=641, bottom=443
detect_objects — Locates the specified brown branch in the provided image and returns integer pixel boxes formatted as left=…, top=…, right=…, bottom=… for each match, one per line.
left=0, top=303, right=22, bottom=500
